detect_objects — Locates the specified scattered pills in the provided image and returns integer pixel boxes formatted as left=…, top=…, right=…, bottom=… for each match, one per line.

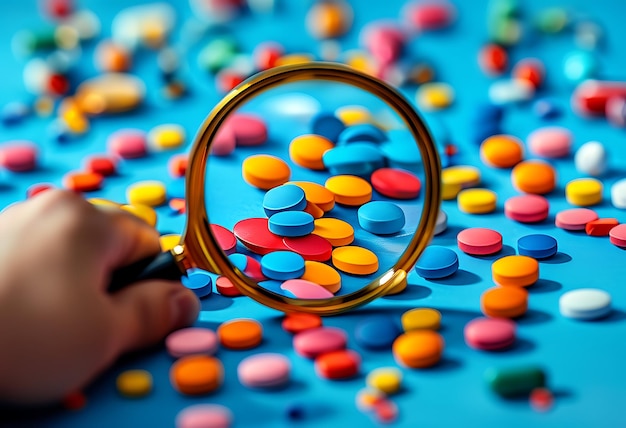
left=559, top=288, right=612, bottom=320
left=401, top=308, right=441, bottom=331
left=315, top=349, right=361, bottom=380
left=175, top=404, right=233, bottom=428
left=517, top=234, right=558, bottom=259
left=357, top=201, right=405, bottom=235
left=485, top=365, right=546, bottom=398
left=481, top=286, right=528, bottom=318
left=116, top=369, right=153, bottom=398
left=415, top=245, right=459, bottom=279
left=166, top=327, right=219, bottom=358
left=289, top=181, right=336, bottom=212
left=238, top=353, right=291, bottom=388
left=555, top=208, right=599, bottom=230
left=354, top=315, right=401, bottom=350
left=392, top=330, right=444, bottom=368
left=293, top=327, right=347, bottom=358
left=242, top=154, right=290, bottom=190
left=504, top=194, right=550, bottom=223
left=565, top=178, right=603, bottom=206
left=511, top=160, right=556, bottom=194
left=331, top=246, right=378, bottom=275
left=126, top=180, right=167, bottom=206
left=217, top=319, right=263, bottom=350
left=457, top=228, right=503, bottom=255
left=464, top=318, right=516, bottom=351
left=234, top=217, right=289, bottom=255
left=457, top=188, right=497, bottom=214
left=170, top=355, right=224, bottom=395
left=325, top=175, right=372, bottom=206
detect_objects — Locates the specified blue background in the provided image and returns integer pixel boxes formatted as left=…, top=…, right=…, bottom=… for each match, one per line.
left=2, top=0, right=626, bottom=427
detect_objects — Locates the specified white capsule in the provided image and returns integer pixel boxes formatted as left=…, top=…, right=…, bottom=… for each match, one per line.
left=575, top=140, right=607, bottom=176
left=611, top=178, right=626, bottom=209
left=23, top=58, right=51, bottom=95
left=489, top=78, right=535, bottom=105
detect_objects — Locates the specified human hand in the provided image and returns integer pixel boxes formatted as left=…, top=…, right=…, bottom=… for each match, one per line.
left=0, top=190, right=200, bottom=405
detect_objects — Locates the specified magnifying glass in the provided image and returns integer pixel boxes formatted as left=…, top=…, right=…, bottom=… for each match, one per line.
left=109, top=62, right=441, bottom=316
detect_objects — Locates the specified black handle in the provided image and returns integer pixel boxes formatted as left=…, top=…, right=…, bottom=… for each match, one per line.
left=108, top=251, right=186, bottom=293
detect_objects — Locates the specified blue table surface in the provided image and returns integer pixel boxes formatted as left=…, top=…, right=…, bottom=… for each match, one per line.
left=2, top=0, right=626, bottom=427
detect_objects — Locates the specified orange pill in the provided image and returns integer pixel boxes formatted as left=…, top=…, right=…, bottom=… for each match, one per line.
left=480, top=135, right=524, bottom=168
left=481, top=286, right=528, bottom=318
left=63, top=171, right=103, bottom=192
left=170, top=355, right=224, bottom=395
left=289, top=134, right=335, bottom=170
left=315, top=349, right=361, bottom=379
left=282, top=312, right=323, bottom=334
left=492, top=255, right=539, bottom=287
left=289, top=181, right=336, bottom=212
left=585, top=218, right=619, bottom=236
left=306, top=1, right=353, bottom=39
left=217, top=318, right=263, bottom=350
left=392, top=330, right=444, bottom=368
left=511, top=160, right=556, bottom=194
left=95, top=40, right=131, bottom=73
left=169, top=154, right=188, bottom=178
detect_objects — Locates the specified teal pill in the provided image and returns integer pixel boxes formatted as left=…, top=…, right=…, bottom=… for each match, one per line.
left=268, top=211, right=315, bottom=237
left=485, top=365, right=546, bottom=397
left=311, top=112, right=345, bottom=143
left=182, top=268, right=213, bottom=298
left=197, top=37, right=238, bottom=73
left=357, top=201, right=405, bottom=235
left=263, top=184, right=307, bottom=217
left=338, top=123, right=387, bottom=144
left=563, top=51, right=598, bottom=83
left=322, top=142, right=385, bottom=176
left=261, top=251, right=305, bottom=281
left=415, top=245, right=459, bottom=279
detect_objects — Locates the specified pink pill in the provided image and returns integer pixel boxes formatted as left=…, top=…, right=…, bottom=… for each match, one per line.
left=609, top=224, right=626, bottom=248
left=0, top=141, right=38, bottom=172
left=555, top=208, right=599, bottom=230
left=464, top=317, right=516, bottom=351
left=504, top=194, right=550, bottom=223
left=527, top=127, right=572, bottom=158
left=293, top=327, right=347, bottom=358
left=281, top=279, right=334, bottom=299
left=165, top=327, right=219, bottom=358
left=243, top=255, right=266, bottom=281
left=362, top=24, right=406, bottom=65
left=237, top=353, right=291, bottom=388
left=404, top=1, right=456, bottom=31
left=457, top=228, right=503, bottom=255
left=107, top=129, right=147, bottom=159
left=226, top=113, right=267, bottom=146
left=175, top=404, right=233, bottom=428
left=210, top=224, right=237, bottom=255
left=210, top=125, right=236, bottom=156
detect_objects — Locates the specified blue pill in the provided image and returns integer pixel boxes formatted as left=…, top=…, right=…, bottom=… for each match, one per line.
left=415, top=245, right=459, bottom=279
left=322, top=142, right=385, bottom=176
left=358, top=201, right=405, bottom=235
left=563, top=50, right=598, bottom=83
left=338, top=123, right=387, bottom=144
left=261, top=251, right=305, bottom=281
left=311, top=111, right=345, bottom=143
left=517, top=234, right=558, bottom=259
left=228, top=253, right=248, bottom=271
left=533, top=98, right=561, bottom=120
left=381, top=129, right=421, bottom=170
left=268, top=211, right=314, bottom=237
left=354, top=315, right=401, bottom=350
left=1, top=101, right=29, bottom=126
left=263, top=184, right=307, bottom=217
left=182, top=268, right=213, bottom=298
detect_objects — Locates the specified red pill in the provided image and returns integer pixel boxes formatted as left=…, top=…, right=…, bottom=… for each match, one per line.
left=45, top=0, right=74, bottom=19
left=479, top=44, right=508, bottom=76
left=168, top=154, right=188, bottom=177
left=585, top=218, right=619, bottom=236
left=63, top=171, right=103, bottom=192
left=27, top=183, right=54, bottom=198
left=362, top=24, right=405, bottom=65
left=0, top=142, right=38, bottom=172
left=84, top=155, right=117, bottom=176
left=371, top=168, right=421, bottom=199
left=283, top=234, right=333, bottom=262
left=253, top=42, right=284, bottom=70
left=233, top=217, right=288, bottom=255
left=282, top=312, right=323, bottom=334
left=243, top=255, right=266, bottom=281
left=530, top=388, right=554, bottom=412
left=216, top=69, right=245, bottom=94
left=315, top=349, right=360, bottom=380
left=572, top=80, right=626, bottom=117
left=404, top=1, right=455, bottom=31
left=512, top=58, right=545, bottom=89
left=211, top=224, right=237, bottom=255
left=215, top=276, right=243, bottom=297
left=47, top=74, right=70, bottom=96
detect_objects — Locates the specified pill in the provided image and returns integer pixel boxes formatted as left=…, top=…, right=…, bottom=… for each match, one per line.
left=609, top=223, right=626, bottom=247
left=401, top=308, right=441, bottom=331
left=512, top=58, right=544, bottom=88
left=559, top=288, right=612, bottom=320
left=283, top=234, right=333, bottom=262
left=95, top=40, right=131, bottom=72
left=492, top=255, right=539, bottom=287
left=238, top=353, right=291, bottom=388
left=233, top=217, right=289, bottom=254
left=84, top=155, right=117, bottom=176
left=517, top=234, right=558, bottom=259
left=75, top=73, right=145, bottom=115
left=354, top=315, right=400, bottom=350
left=485, top=365, right=546, bottom=398
left=489, top=79, right=535, bottom=104
left=415, top=245, right=459, bottom=279
left=575, top=141, right=607, bottom=176
left=533, top=98, right=561, bottom=119
left=289, top=134, right=335, bottom=170
left=226, top=254, right=245, bottom=272
left=268, top=211, right=315, bottom=237
left=147, top=124, right=185, bottom=151
left=464, top=317, right=516, bottom=351
left=416, top=82, right=454, bottom=111
left=373, top=399, right=399, bottom=424
left=433, top=210, right=448, bottom=235
left=303, top=200, right=325, bottom=219
left=120, top=204, right=157, bottom=227
left=530, top=388, right=554, bottom=412
left=511, top=160, right=556, bottom=194
left=392, top=330, right=444, bottom=368
left=166, top=327, right=219, bottom=358
left=585, top=218, right=618, bottom=236
left=565, top=178, right=603, bottom=206
left=170, top=355, right=224, bottom=395
left=362, top=24, right=405, bottom=65
left=311, top=112, right=345, bottom=143
left=356, top=387, right=386, bottom=412
left=217, top=318, right=263, bottom=350
left=169, top=154, right=188, bottom=177
left=380, top=129, right=421, bottom=170
left=527, top=126, right=572, bottom=158
left=325, top=175, right=372, bottom=206
left=306, top=0, right=352, bottom=39
left=504, top=194, right=549, bottom=223
left=262, top=184, right=307, bottom=217
left=182, top=269, right=213, bottom=298
left=338, top=123, right=387, bottom=145
left=215, top=276, right=243, bottom=297
left=480, top=134, right=524, bottom=168
left=323, top=143, right=385, bottom=177
left=478, top=43, right=508, bottom=76
left=116, top=370, right=152, bottom=398
left=0, top=141, right=38, bottom=172
left=210, top=125, right=237, bottom=156
left=555, top=208, right=598, bottom=230
left=606, top=96, right=626, bottom=127
left=572, top=80, right=626, bottom=117
left=293, top=327, right=347, bottom=358
left=107, top=129, right=147, bottom=159
left=282, top=312, right=323, bottom=334
left=563, top=50, right=598, bottom=83
left=242, top=154, right=290, bottom=190
left=175, top=404, right=233, bottom=428
left=300, top=261, right=341, bottom=293
left=312, top=217, right=354, bottom=246
left=63, top=171, right=103, bottom=192
left=370, top=167, right=421, bottom=200
left=281, top=279, right=334, bottom=299
left=289, top=181, right=336, bottom=212
left=366, top=367, right=402, bottom=395
left=210, top=224, right=236, bottom=255
left=481, top=286, right=528, bottom=318
left=404, top=1, right=455, bottom=30
left=612, top=179, right=626, bottom=208
left=261, top=251, right=305, bottom=280
left=458, top=188, right=497, bottom=214
left=315, top=349, right=360, bottom=380
left=126, top=180, right=167, bottom=206
left=457, top=228, right=502, bottom=255
left=335, top=105, right=372, bottom=126
left=332, top=246, right=378, bottom=275
left=357, top=201, right=405, bottom=235
left=441, top=165, right=481, bottom=189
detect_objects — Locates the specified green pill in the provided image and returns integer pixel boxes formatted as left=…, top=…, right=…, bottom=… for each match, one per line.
left=485, top=365, right=546, bottom=397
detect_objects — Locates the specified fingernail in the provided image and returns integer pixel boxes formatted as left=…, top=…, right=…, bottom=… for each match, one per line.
left=170, top=288, right=200, bottom=329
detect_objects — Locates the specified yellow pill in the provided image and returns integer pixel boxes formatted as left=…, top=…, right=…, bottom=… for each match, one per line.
left=441, top=181, right=463, bottom=200
left=160, top=234, right=181, bottom=251
left=342, top=52, right=377, bottom=77
left=457, top=188, right=497, bottom=214
left=335, top=105, right=373, bottom=126
left=274, top=53, right=314, bottom=67
left=289, top=134, right=335, bottom=170
left=366, top=367, right=403, bottom=395
left=301, top=261, right=342, bottom=294
left=147, top=124, right=185, bottom=151
left=384, top=269, right=407, bottom=295
left=288, top=181, right=336, bottom=212
left=332, top=246, right=378, bottom=275
left=565, top=178, right=603, bottom=206
left=401, top=308, right=441, bottom=331
left=416, top=82, right=455, bottom=111
left=492, top=255, right=539, bottom=287
left=442, top=165, right=481, bottom=189
left=121, top=204, right=158, bottom=227
left=116, top=369, right=153, bottom=398
left=242, top=154, right=291, bottom=190
left=325, top=175, right=372, bottom=206
left=312, top=217, right=355, bottom=246
left=126, top=180, right=167, bottom=207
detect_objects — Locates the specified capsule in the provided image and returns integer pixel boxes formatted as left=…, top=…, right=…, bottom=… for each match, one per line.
left=572, top=80, right=626, bottom=117
left=485, top=365, right=546, bottom=397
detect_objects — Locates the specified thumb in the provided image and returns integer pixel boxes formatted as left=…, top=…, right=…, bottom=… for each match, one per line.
left=109, top=280, right=200, bottom=353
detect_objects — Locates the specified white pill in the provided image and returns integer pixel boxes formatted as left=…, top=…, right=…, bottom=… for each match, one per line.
left=575, top=141, right=607, bottom=176
left=559, top=288, right=611, bottom=320
left=434, top=210, right=447, bottom=235
left=611, top=178, right=626, bottom=209
left=489, top=79, right=535, bottom=105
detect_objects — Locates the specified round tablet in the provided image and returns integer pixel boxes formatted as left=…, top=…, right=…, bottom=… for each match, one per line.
left=354, top=315, right=401, bottom=350
left=181, top=269, right=213, bottom=298
left=336, top=105, right=372, bottom=126
left=312, top=217, right=354, bottom=246
left=211, top=224, right=237, bottom=255
left=76, top=73, right=145, bottom=115
left=268, top=211, right=315, bottom=237
left=434, top=210, right=448, bottom=235
left=166, top=327, right=219, bottom=358
left=233, top=218, right=288, bottom=255
left=338, top=123, right=387, bottom=144
left=609, top=223, right=626, bottom=247
left=392, top=330, right=444, bottom=368
left=217, top=319, right=263, bottom=350
left=366, top=367, right=403, bottom=395
left=289, top=181, right=335, bottom=211
left=325, top=175, right=372, bottom=206
left=504, top=194, right=550, bottom=223
left=480, top=134, right=524, bottom=168
left=282, top=312, right=323, bottom=334
left=527, top=126, right=572, bottom=158
left=176, top=404, right=233, bottom=428
left=126, top=180, right=167, bottom=206
left=322, top=142, right=385, bottom=176
left=457, top=188, right=497, bottom=214
left=147, top=123, right=185, bottom=151
left=293, top=327, right=347, bottom=358
left=559, top=288, right=611, bottom=320
left=170, top=355, right=224, bottom=395
left=611, top=178, right=626, bottom=209
left=63, top=171, right=104, bottom=192
left=565, top=178, right=603, bottom=206
left=464, top=317, right=516, bottom=351
left=481, top=286, right=528, bottom=318
left=289, top=134, right=335, bottom=170
left=511, top=160, right=556, bottom=194
left=441, top=165, right=481, bottom=188
left=215, top=276, right=243, bottom=297
left=280, top=279, right=334, bottom=299
left=457, top=228, right=503, bottom=255
left=332, top=246, right=378, bottom=275
left=237, top=353, right=291, bottom=388
left=555, top=208, right=598, bottom=230
left=261, top=251, right=305, bottom=280
left=416, top=82, right=454, bottom=111
left=370, top=168, right=421, bottom=199
left=517, top=234, right=558, bottom=259
left=575, top=141, right=607, bottom=176
left=211, top=125, right=236, bottom=156
left=358, top=201, right=405, bottom=235
left=107, top=129, right=147, bottom=159
left=414, top=245, right=459, bottom=279
left=116, top=369, right=153, bottom=398
left=311, top=111, right=345, bottom=142
left=0, top=141, right=38, bottom=172
left=300, top=261, right=341, bottom=293
left=315, top=349, right=361, bottom=380
left=492, top=255, right=539, bottom=287
left=263, top=184, right=307, bottom=217
left=401, top=308, right=441, bottom=331
left=84, top=155, right=117, bottom=176
left=227, top=113, right=267, bottom=146
left=242, top=154, right=290, bottom=190
left=283, top=234, right=333, bottom=262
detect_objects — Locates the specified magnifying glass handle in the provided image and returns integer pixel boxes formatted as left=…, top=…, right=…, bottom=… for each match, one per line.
left=108, top=251, right=185, bottom=293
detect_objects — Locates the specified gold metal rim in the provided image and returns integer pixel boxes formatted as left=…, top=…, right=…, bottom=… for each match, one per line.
left=181, top=62, right=441, bottom=315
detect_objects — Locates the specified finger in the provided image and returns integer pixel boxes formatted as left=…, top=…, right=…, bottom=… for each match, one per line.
left=109, top=280, right=200, bottom=353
